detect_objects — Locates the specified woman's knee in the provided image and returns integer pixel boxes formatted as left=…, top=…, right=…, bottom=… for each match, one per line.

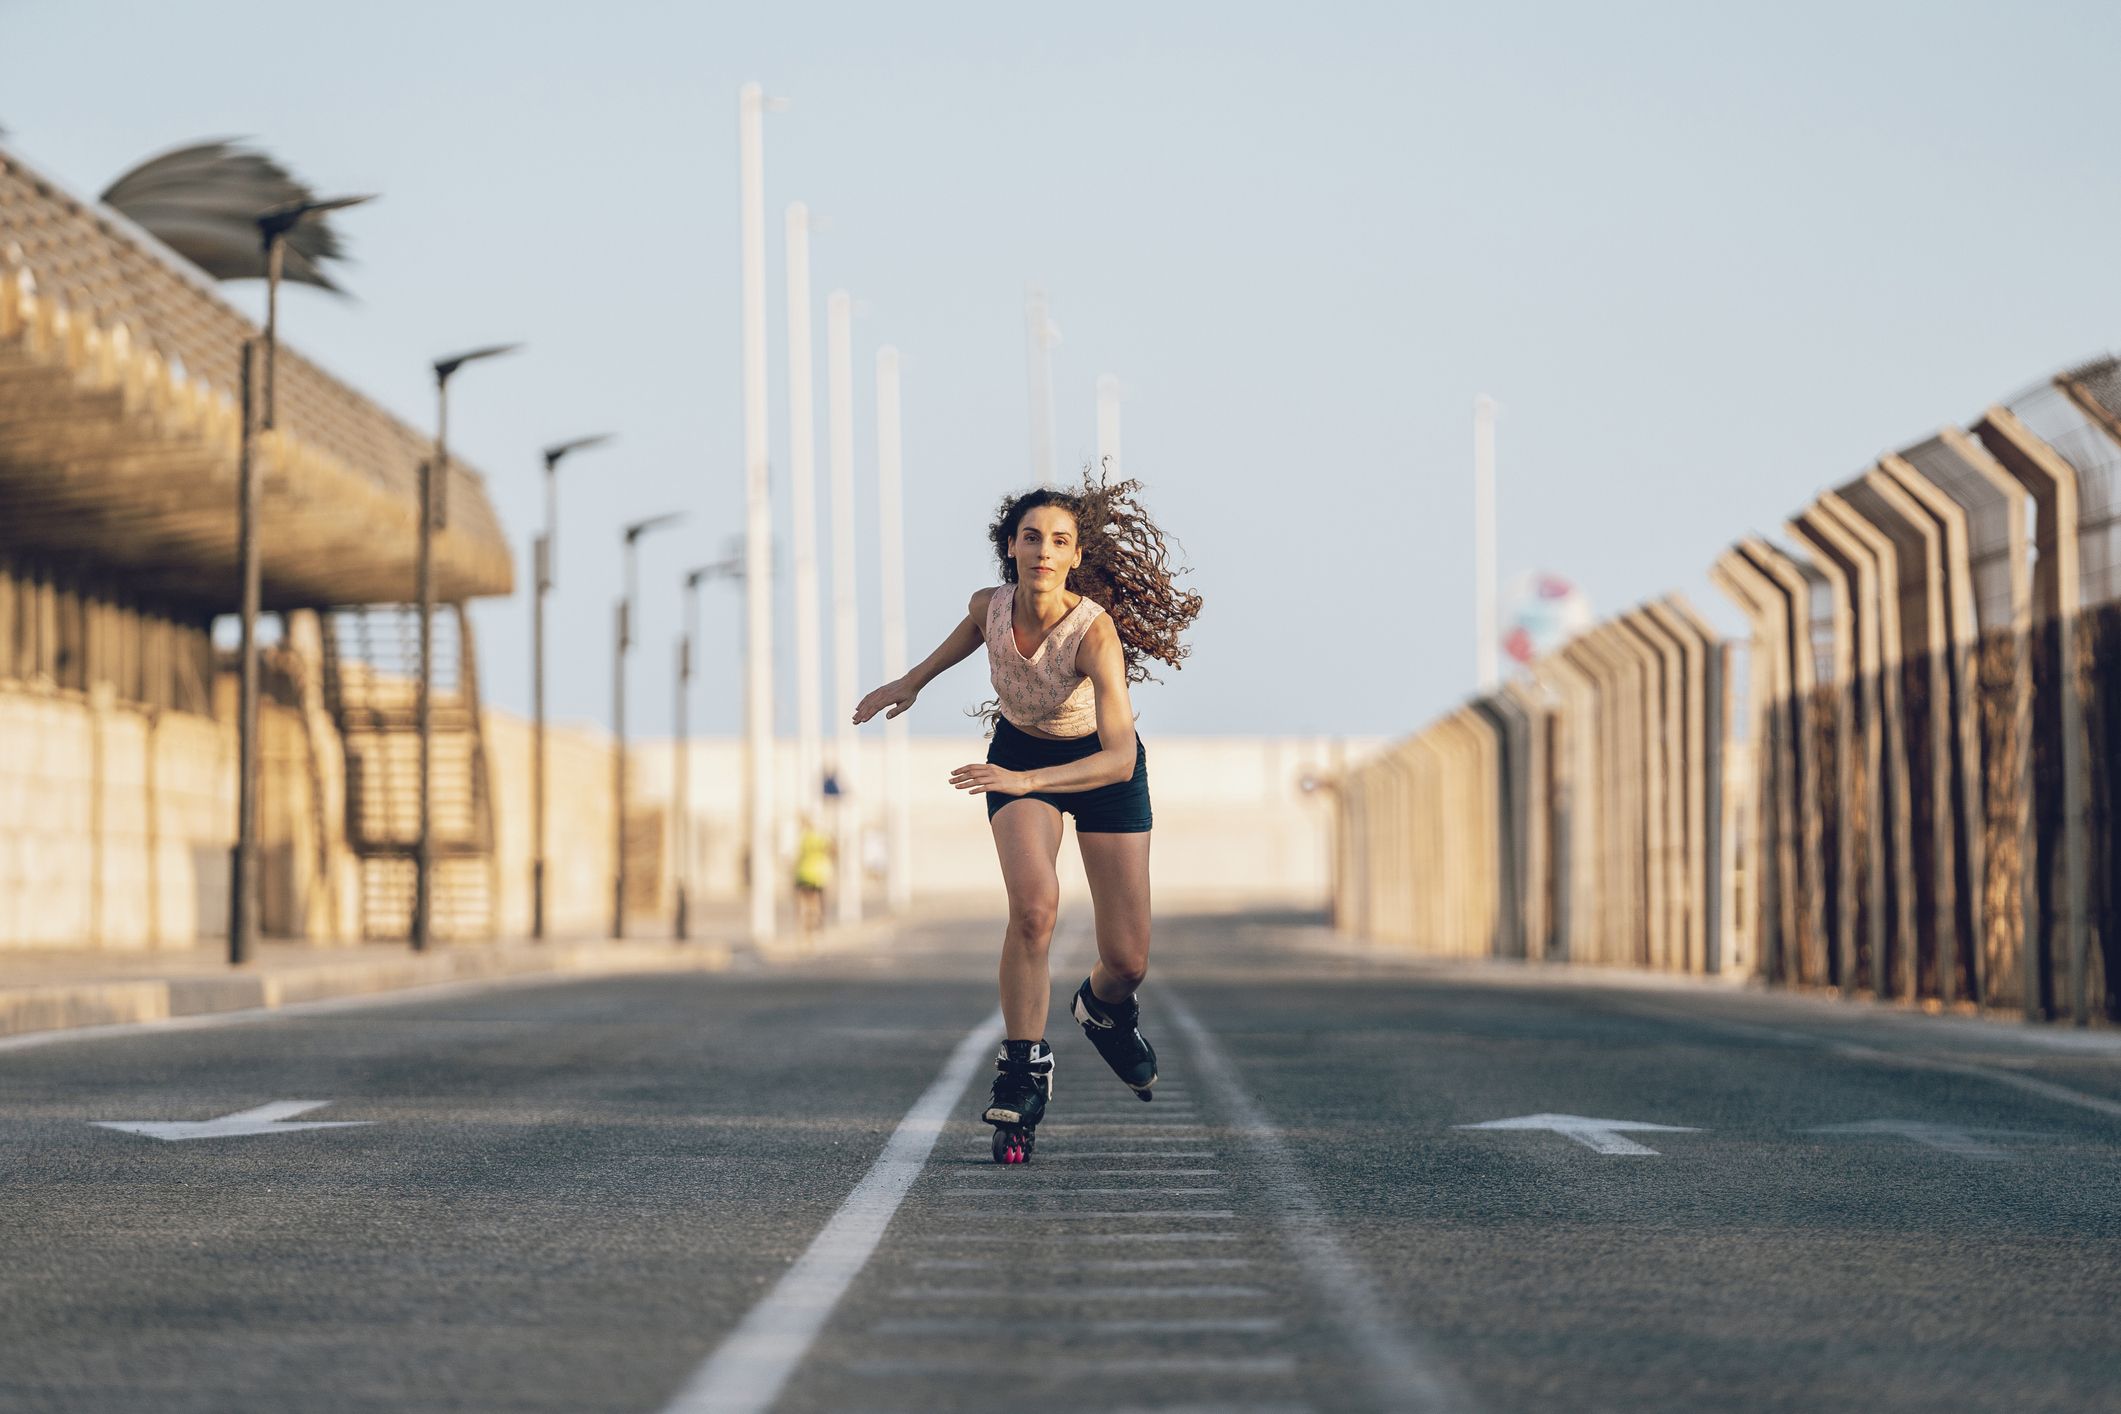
left=1104, top=953, right=1149, bottom=991
left=1007, top=892, right=1058, bottom=945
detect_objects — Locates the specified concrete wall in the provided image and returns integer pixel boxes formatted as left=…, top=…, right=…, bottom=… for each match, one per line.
left=482, top=708, right=616, bottom=942
left=0, top=686, right=231, bottom=948
left=627, top=732, right=1371, bottom=915
left=0, top=651, right=1373, bottom=948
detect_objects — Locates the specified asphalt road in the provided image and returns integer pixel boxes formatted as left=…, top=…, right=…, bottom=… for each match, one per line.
left=1, top=911, right=2116, bottom=1413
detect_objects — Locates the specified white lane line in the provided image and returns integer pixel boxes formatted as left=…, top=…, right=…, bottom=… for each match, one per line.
left=1166, top=989, right=1476, bottom=1414
left=1829, top=1042, right=2121, bottom=1121
left=1607, top=999, right=2121, bottom=1122
left=658, top=1007, right=1003, bottom=1414
left=0, top=965, right=647, bottom=1055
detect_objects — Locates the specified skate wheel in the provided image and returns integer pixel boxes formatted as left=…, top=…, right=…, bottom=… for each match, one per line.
left=992, top=1128, right=1028, bottom=1165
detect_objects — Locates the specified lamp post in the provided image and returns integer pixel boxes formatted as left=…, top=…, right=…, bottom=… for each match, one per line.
left=786, top=201, right=824, bottom=851
left=231, top=193, right=373, bottom=968
left=738, top=80, right=779, bottom=946
left=826, top=290, right=862, bottom=927
left=532, top=432, right=614, bottom=941
left=614, top=511, right=685, bottom=939
left=1096, top=374, right=1122, bottom=479
left=676, top=555, right=742, bottom=941
left=877, top=346, right=911, bottom=914
left=1474, top=395, right=1499, bottom=693
left=417, top=342, right=520, bottom=952
left=1023, top=284, right=1058, bottom=486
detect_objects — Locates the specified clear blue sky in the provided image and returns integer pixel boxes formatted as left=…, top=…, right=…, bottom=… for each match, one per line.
left=5, top=0, right=2117, bottom=739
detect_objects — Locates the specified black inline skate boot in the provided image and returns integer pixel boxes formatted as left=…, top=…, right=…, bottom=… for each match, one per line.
left=983, top=1038, right=1054, bottom=1164
left=1071, top=977, right=1158, bottom=1101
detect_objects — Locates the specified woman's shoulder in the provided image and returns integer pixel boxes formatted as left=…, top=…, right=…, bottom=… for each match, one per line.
left=1074, top=606, right=1121, bottom=662
left=968, top=585, right=1004, bottom=635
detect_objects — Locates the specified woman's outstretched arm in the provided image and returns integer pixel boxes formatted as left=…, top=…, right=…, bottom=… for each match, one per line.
left=853, top=588, right=994, bottom=724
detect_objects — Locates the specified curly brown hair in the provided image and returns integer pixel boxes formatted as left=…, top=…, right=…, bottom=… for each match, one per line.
left=988, top=467, right=1202, bottom=685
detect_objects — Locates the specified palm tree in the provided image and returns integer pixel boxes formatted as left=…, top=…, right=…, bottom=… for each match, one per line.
left=100, top=139, right=355, bottom=292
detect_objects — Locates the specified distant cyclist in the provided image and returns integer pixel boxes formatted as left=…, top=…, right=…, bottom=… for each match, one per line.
left=854, top=470, right=1201, bottom=1162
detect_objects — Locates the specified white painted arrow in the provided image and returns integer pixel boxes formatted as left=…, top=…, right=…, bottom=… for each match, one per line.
left=1454, top=1112, right=1703, bottom=1155
left=1806, top=1118, right=2044, bottom=1161
left=91, top=1101, right=373, bottom=1142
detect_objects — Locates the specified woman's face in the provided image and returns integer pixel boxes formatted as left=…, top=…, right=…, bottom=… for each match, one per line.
left=1010, top=505, right=1082, bottom=590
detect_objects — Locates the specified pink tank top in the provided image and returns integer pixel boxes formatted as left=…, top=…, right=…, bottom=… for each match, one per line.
left=985, top=584, right=1104, bottom=738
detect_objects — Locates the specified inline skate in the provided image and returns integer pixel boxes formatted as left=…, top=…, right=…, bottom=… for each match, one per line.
left=1071, top=977, right=1158, bottom=1100
left=983, top=1038, right=1054, bottom=1164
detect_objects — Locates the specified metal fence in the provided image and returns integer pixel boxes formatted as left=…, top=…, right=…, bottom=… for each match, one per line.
left=1334, top=358, right=2121, bottom=1024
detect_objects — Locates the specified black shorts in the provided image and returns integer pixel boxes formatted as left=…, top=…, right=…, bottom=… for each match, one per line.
left=985, top=716, right=1154, bottom=833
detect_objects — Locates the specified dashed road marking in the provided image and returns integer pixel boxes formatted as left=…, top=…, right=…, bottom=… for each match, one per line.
left=956, top=1152, right=1212, bottom=1164
left=844, top=1355, right=1299, bottom=1377
left=659, top=1008, right=1004, bottom=1414
left=1167, top=988, right=1476, bottom=1413
left=937, top=1209, right=1238, bottom=1220
left=911, top=1256, right=1254, bottom=1272
left=889, top=1285, right=1270, bottom=1300
left=871, top=1316, right=1285, bottom=1337
left=943, top=1186, right=1228, bottom=1195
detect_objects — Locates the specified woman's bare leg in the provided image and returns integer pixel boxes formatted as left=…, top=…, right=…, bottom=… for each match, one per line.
left=1076, top=830, right=1152, bottom=1003
left=990, top=798, right=1066, bottom=1039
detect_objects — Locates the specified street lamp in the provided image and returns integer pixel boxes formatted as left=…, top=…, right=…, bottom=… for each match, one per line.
left=615, top=511, right=685, bottom=939
left=416, top=341, right=521, bottom=951
left=676, top=554, right=743, bottom=941
left=230, top=192, right=374, bottom=968
left=255, top=195, right=375, bottom=430
left=532, top=432, right=615, bottom=941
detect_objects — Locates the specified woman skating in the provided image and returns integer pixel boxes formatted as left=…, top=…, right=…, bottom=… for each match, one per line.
left=852, top=474, right=1201, bottom=1163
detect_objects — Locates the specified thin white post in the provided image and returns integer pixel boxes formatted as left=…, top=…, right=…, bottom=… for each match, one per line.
left=1024, top=284, right=1057, bottom=485
left=877, top=346, right=912, bottom=914
left=828, top=290, right=862, bottom=926
left=1474, top=394, right=1499, bottom=693
left=739, top=82, right=777, bottom=943
left=786, top=201, right=823, bottom=841
left=1096, top=374, right=1122, bottom=479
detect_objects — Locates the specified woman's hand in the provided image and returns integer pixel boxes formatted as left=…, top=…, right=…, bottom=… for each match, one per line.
left=853, top=678, right=917, bottom=724
left=950, top=763, right=1032, bottom=797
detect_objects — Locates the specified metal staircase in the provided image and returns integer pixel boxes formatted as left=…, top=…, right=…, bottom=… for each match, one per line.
left=321, top=605, right=497, bottom=941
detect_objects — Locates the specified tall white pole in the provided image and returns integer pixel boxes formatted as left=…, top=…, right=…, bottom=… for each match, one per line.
left=739, top=82, right=776, bottom=943
left=827, top=290, right=862, bottom=926
left=1024, top=284, right=1056, bottom=485
left=877, top=346, right=912, bottom=914
left=1474, top=393, right=1499, bottom=693
left=1095, top=374, right=1121, bottom=479
left=786, top=202, right=823, bottom=840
